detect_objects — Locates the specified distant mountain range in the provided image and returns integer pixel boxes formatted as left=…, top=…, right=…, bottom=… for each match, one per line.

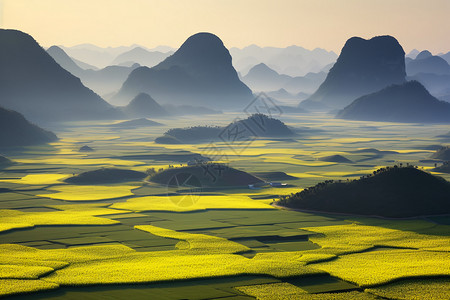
left=230, top=45, right=337, bottom=77
left=47, top=46, right=140, bottom=97
left=241, top=63, right=326, bottom=95
left=406, top=50, right=450, bottom=76
left=337, top=81, right=450, bottom=123
left=112, top=32, right=253, bottom=108
left=0, top=106, right=57, bottom=147
left=111, top=47, right=173, bottom=68
left=404, top=50, right=450, bottom=101
left=0, top=29, right=121, bottom=122
left=60, top=44, right=176, bottom=69
left=408, top=72, right=450, bottom=101
left=300, top=36, right=406, bottom=110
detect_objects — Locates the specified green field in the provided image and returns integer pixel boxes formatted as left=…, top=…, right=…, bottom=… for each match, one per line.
left=1, top=113, right=449, bottom=299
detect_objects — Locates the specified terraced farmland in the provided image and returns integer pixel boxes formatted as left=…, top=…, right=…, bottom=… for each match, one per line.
left=1, top=113, right=449, bottom=299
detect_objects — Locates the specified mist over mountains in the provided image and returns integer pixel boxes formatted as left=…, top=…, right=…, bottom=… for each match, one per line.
left=47, top=45, right=141, bottom=97
left=300, top=36, right=406, bottom=110
left=337, top=81, right=450, bottom=123
left=2, top=28, right=449, bottom=125
left=230, top=45, right=337, bottom=77
left=59, top=44, right=175, bottom=69
left=0, top=29, right=121, bottom=122
left=241, top=63, right=326, bottom=96
left=111, top=32, right=253, bottom=108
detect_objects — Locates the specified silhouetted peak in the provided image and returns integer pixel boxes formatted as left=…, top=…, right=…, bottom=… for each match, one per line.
left=155, top=32, right=231, bottom=70
left=122, top=92, right=168, bottom=118
left=340, top=35, right=405, bottom=63
left=181, top=32, right=224, bottom=49
left=301, top=35, right=406, bottom=109
left=129, top=93, right=158, bottom=106
left=113, top=32, right=252, bottom=108
left=399, top=80, right=429, bottom=93
left=0, top=29, right=120, bottom=121
left=47, top=45, right=66, bottom=55
left=416, top=50, right=433, bottom=60
left=247, top=63, right=279, bottom=75
left=337, top=80, right=450, bottom=123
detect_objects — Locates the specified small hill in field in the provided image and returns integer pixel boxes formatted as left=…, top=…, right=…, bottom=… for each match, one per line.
left=65, top=168, right=147, bottom=184
left=277, top=166, right=450, bottom=218
left=433, top=161, right=450, bottom=173
left=431, top=146, right=450, bottom=160
left=108, top=118, right=163, bottom=129
left=251, top=171, right=297, bottom=181
left=155, top=114, right=294, bottom=144
left=150, top=164, right=263, bottom=188
left=318, top=155, right=353, bottom=163
left=79, top=145, right=94, bottom=152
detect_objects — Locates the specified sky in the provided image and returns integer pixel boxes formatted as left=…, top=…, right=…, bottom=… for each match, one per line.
left=1, top=0, right=449, bottom=54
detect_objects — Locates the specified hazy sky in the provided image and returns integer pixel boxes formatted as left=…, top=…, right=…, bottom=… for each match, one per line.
left=1, top=0, right=449, bottom=53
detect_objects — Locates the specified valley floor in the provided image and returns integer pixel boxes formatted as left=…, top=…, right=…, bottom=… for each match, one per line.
left=0, top=113, right=449, bottom=299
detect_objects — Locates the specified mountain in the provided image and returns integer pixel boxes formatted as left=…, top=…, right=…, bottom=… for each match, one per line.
left=242, top=63, right=291, bottom=91
left=0, top=106, right=57, bottom=147
left=47, top=46, right=85, bottom=77
left=47, top=45, right=140, bottom=97
left=336, top=81, right=450, bottom=123
left=406, top=49, right=420, bottom=59
left=242, top=63, right=326, bottom=95
left=300, top=36, right=406, bottom=110
left=407, top=73, right=450, bottom=99
left=82, top=64, right=140, bottom=97
left=112, top=32, right=253, bottom=108
left=60, top=44, right=137, bottom=69
left=406, top=50, right=450, bottom=76
left=277, top=166, right=450, bottom=218
left=111, top=47, right=173, bottom=67
left=440, top=52, right=450, bottom=65
left=282, top=72, right=327, bottom=94
left=121, top=93, right=169, bottom=118
left=72, top=58, right=97, bottom=70
left=230, top=45, right=337, bottom=77
left=0, top=29, right=121, bottom=122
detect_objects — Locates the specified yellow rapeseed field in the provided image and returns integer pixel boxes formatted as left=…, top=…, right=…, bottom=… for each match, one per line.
left=366, top=278, right=450, bottom=300
left=0, top=279, right=59, bottom=297
left=37, top=185, right=137, bottom=201
left=111, top=195, right=274, bottom=212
